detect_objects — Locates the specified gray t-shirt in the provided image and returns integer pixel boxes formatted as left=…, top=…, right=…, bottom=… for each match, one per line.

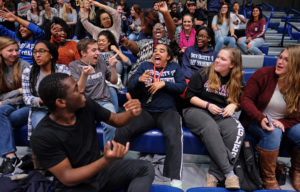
left=69, top=58, right=111, bottom=102
left=263, top=84, right=286, bottom=120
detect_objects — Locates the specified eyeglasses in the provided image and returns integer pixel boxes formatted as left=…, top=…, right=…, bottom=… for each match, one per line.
left=101, top=17, right=111, bottom=21
left=197, top=35, right=209, bottom=39
left=221, top=6, right=228, bottom=9
left=33, top=49, right=49, bottom=55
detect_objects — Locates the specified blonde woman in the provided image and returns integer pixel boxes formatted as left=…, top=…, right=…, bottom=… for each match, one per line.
left=183, top=47, right=244, bottom=189
left=74, top=0, right=95, bottom=39
left=212, top=2, right=236, bottom=52
left=240, top=45, right=300, bottom=191
left=0, top=37, right=29, bottom=175
left=61, top=0, right=77, bottom=25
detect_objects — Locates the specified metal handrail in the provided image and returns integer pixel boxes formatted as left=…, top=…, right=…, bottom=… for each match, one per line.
left=280, top=16, right=300, bottom=46
left=261, top=2, right=274, bottom=32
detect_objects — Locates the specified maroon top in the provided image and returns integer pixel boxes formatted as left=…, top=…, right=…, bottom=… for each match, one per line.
left=240, top=66, right=300, bottom=129
left=245, top=17, right=266, bottom=40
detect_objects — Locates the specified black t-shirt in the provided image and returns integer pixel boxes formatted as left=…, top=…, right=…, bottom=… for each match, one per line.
left=170, top=11, right=182, bottom=21
left=30, top=98, right=110, bottom=179
left=185, top=68, right=230, bottom=109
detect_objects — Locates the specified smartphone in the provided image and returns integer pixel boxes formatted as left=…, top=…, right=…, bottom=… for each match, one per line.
left=266, top=114, right=272, bottom=127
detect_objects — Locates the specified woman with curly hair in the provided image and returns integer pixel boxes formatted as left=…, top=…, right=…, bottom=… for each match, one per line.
left=183, top=47, right=244, bottom=189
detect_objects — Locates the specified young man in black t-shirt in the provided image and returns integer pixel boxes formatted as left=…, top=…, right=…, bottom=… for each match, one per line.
left=30, top=73, right=154, bottom=192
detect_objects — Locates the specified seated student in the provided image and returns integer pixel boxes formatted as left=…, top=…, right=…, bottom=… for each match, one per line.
left=127, top=4, right=142, bottom=41
left=0, top=37, right=29, bottom=175
left=79, top=0, right=121, bottom=42
left=40, top=0, right=59, bottom=26
left=114, top=43, right=186, bottom=189
left=240, top=45, right=300, bottom=191
left=30, top=73, right=154, bottom=192
left=17, top=0, right=31, bottom=18
left=73, top=0, right=95, bottom=39
left=27, top=0, right=43, bottom=26
left=169, top=2, right=182, bottom=31
left=48, top=17, right=80, bottom=66
left=0, top=9, right=45, bottom=64
left=182, top=1, right=207, bottom=30
left=22, top=40, right=71, bottom=139
left=69, top=38, right=118, bottom=146
left=230, top=2, right=246, bottom=39
left=61, top=0, right=77, bottom=37
left=97, top=30, right=131, bottom=112
left=211, top=2, right=236, bottom=53
left=237, top=6, right=266, bottom=55
left=181, top=26, right=216, bottom=79
left=121, top=1, right=175, bottom=80
left=183, top=47, right=244, bottom=189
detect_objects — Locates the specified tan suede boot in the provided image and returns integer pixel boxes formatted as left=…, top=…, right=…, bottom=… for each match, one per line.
left=291, top=148, right=300, bottom=191
left=256, top=147, right=281, bottom=189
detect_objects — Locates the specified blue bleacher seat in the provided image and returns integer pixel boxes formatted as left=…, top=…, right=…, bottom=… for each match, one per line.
left=243, top=68, right=257, bottom=83
left=150, top=185, right=184, bottom=192
left=187, top=187, right=246, bottom=192
left=253, top=190, right=295, bottom=192
left=259, top=45, right=269, bottom=55
left=263, top=55, right=277, bottom=67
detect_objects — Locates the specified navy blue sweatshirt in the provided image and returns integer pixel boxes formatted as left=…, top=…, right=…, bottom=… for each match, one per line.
left=181, top=46, right=217, bottom=79
left=130, top=61, right=186, bottom=112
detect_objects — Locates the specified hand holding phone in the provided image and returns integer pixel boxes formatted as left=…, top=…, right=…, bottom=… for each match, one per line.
left=266, top=114, right=272, bottom=127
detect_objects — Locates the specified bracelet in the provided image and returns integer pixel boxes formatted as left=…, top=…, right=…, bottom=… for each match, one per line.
left=206, top=102, right=210, bottom=110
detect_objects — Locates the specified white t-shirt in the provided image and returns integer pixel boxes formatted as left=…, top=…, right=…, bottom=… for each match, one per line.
left=230, top=12, right=246, bottom=29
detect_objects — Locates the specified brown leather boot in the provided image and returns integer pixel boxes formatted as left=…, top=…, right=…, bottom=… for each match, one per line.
left=291, top=148, right=300, bottom=191
left=256, top=147, right=281, bottom=189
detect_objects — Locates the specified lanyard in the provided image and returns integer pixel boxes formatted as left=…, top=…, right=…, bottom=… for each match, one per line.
left=153, top=65, right=166, bottom=83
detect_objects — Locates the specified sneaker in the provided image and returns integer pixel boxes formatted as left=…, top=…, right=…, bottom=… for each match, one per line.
left=0, top=157, right=22, bottom=175
left=170, top=179, right=182, bottom=189
left=205, top=173, right=218, bottom=187
left=225, top=173, right=240, bottom=189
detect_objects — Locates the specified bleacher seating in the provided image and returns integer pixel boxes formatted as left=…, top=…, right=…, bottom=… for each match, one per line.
left=13, top=55, right=280, bottom=156
left=187, top=187, right=246, bottom=192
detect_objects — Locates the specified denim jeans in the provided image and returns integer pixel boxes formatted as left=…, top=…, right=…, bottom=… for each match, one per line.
left=247, top=121, right=300, bottom=150
left=31, top=109, right=48, bottom=129
left=237, top=37, right=265, bottom=55
left=128, top=33, right=139, bottom=41
left=97, top=101, right=116, bottom=146
left=0, top=105, right=29, bottom=156
left=108, top=86, right=119, bottom=113
left=215, top=35, right=236, bottom=53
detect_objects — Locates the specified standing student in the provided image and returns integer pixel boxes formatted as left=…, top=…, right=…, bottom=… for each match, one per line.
left=31, top=72, right=154, bottom=192
left=183, top=47, right=244, bottom=189
left=0, top=37, right=29, bottom=175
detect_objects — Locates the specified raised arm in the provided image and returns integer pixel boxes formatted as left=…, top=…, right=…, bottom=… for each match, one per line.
left=158, top=1, right=176, bottom=40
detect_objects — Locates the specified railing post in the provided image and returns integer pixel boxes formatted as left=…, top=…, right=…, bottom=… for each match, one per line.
left=280, top=16, right=290, bottom=47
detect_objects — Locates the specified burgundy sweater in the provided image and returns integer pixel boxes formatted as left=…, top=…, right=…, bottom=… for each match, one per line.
left=240, top=66, right=300, bottom=129
left=245, top=17, right=266, bottom=40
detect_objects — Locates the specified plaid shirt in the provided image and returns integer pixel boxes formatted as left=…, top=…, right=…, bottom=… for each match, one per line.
left=22, top=64, right=71, bottom=139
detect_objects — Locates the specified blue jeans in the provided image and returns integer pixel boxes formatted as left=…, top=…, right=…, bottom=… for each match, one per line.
left=248, top=121, right=300, bottom=150
left=108, top=86, right=119, bottom=113
left=0, top=105, right=29, bottom=156
left=215, top=35, right=236, bottom=53
left=237, top=37, right=265, bottom=55
left=98, top=101, right=116, bottom=146
left=31, top=109, right=48, bottom=129
left=128, top=33, right=139, bottom=41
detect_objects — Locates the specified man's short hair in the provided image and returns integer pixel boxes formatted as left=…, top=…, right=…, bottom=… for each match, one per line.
left=77, top=38, right=97, bottom=57
left=38, top=73, right=70, bottom=112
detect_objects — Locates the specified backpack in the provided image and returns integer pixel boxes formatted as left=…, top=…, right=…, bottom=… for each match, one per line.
left=234, top=139, right=264, bottom=192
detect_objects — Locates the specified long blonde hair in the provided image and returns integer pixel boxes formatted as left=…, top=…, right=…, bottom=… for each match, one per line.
left=217, top=2, right=230, bottom=26
left=279, top=45, right=300, bottom=115
left=62, top=3, right=74, bottom=22
left=81, top=0, right=95, bottom=21
left=0, top=37, right=21, bottom=93
left=206, top=47, right=243, bottom=105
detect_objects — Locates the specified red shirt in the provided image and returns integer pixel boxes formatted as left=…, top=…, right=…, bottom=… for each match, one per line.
left=51, top=40, right=80, bottom=66
left=245, top=17, right=266, bottom=40
left=240, top=66, right=300, bottom=129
